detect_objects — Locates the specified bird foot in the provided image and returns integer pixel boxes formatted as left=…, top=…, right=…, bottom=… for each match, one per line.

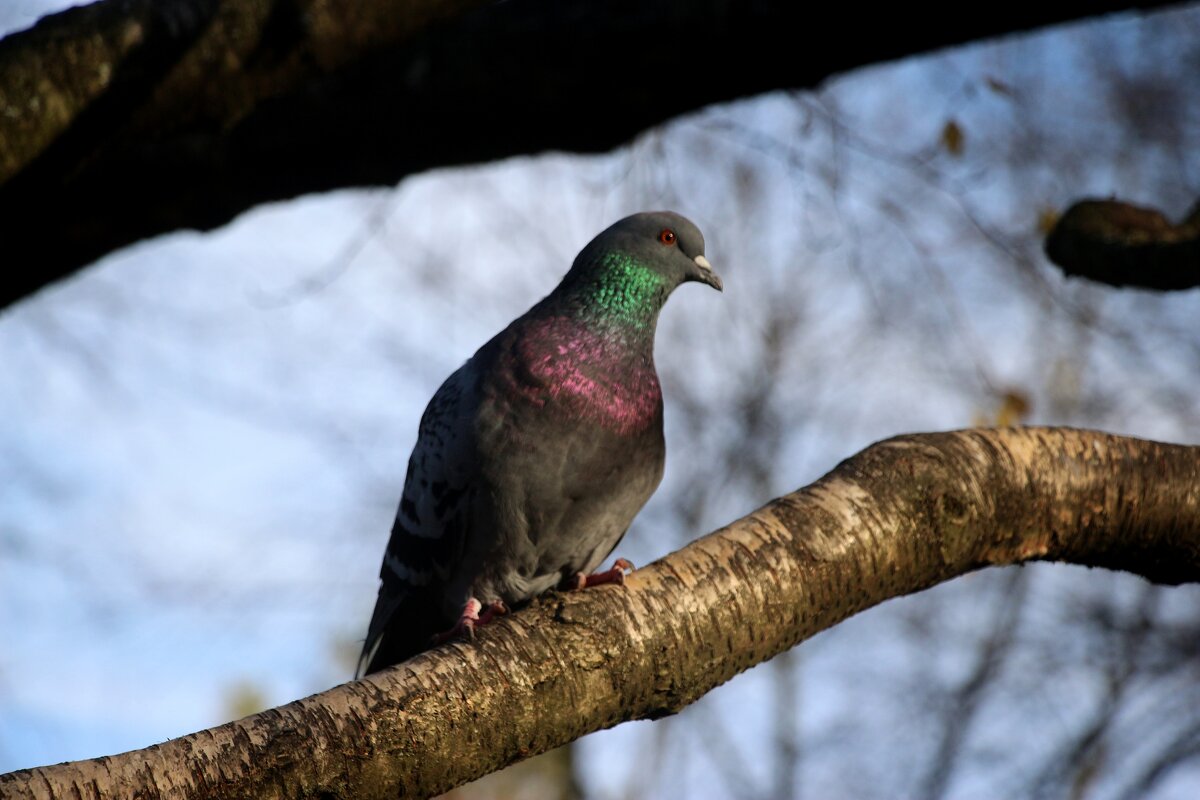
left=566, top=557, right=635, bottom=591
left=431, top=598, right=508, bottom=645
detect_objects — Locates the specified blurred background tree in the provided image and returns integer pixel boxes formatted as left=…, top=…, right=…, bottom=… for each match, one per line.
left=2, top=2, right=1198, bottom=798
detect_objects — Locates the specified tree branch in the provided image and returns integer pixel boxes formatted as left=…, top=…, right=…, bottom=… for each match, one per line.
left=0, top=0, right=1175, bottom=307
left=3, top=427, right=1197, bottom=799
left=1044, top=198, right=1200, bottom=290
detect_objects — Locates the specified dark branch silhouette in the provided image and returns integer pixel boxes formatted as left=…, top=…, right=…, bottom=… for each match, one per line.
left=0, top=0, right=1175, bottom=307
left=1045, top=198, right=1200, bottom=290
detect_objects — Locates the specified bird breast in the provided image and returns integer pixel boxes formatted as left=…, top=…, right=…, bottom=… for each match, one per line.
left=506, top=316, right=663, bottom=436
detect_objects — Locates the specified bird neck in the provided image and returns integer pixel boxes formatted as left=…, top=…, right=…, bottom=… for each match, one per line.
left=506, top=254, right=669, bottom=435
left=555, top=251, right=670, bottom=342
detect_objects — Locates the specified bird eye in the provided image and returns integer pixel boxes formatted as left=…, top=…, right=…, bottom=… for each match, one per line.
left=658, top=229, right=677, bottom=245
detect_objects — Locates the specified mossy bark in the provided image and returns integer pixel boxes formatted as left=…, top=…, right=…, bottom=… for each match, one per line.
left=3, top=428, right=1198, bottom=799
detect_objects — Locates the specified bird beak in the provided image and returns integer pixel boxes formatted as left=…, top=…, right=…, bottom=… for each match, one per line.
left=690, top=254, right=723, bottom=291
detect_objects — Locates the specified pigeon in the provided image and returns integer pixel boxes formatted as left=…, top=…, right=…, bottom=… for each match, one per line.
left=358, top=211, right=721, bottom=675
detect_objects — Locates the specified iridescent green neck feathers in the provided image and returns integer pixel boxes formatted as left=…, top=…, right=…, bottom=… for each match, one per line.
left=570, top=251, right=669, bottom=333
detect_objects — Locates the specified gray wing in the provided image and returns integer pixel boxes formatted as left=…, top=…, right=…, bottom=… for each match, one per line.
left=357, top=364, right=481, bottom=676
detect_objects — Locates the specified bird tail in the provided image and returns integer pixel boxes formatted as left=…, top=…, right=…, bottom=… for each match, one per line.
left=356, top=586, right=444, bottom=677
left=356, top=632, right=388, bottom=680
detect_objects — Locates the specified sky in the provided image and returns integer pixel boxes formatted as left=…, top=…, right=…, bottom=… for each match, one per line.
left=3, top=3, right=1200, bottom=798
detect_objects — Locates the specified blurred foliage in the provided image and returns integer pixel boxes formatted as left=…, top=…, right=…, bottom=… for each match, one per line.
left=940, top=120, right=965, bottom=156
left=223, top=681, right=269, bottom=721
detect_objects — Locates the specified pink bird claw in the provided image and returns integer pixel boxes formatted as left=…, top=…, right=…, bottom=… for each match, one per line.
left=431, top=597, right=507, bottom=645
left=477, top=599, right=508, bottom=625
left=570, top=557, right=635, bottom=590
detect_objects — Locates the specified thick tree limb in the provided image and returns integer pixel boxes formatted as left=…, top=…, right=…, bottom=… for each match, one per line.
left=0, top=0, right=1175, bottom=307
left=1045, top=198, right=1200, bottom=290
left=3, top=427, right=1197, bottom=799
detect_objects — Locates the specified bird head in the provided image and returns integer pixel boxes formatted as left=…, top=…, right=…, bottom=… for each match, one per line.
left=575, top=211, right=723, bottom=293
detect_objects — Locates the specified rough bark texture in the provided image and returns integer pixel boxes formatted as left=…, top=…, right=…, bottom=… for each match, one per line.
left=1045, top=198, right=1200, bottom=290
left=0, top=0, right=1174, bottom=307
left=3, top=428, right=1198, bottom=799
